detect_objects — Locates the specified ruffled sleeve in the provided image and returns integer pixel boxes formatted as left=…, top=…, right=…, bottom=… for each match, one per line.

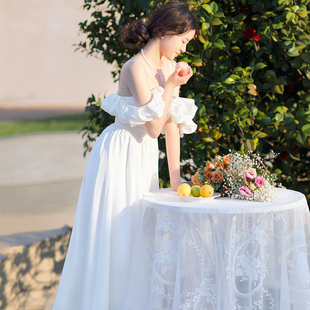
left=100, top=87, right=165, bottom=127
left=168, top=96, right=198, bottom=138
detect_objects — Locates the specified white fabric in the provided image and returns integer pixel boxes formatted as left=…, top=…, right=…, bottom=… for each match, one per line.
left=101, top=86, right=197, bottom=137
left=169, top=96, right=198, bottom=137
left=101, top=87, right=165, bottom=127
left=124, top=188, right=310, bottom=309
left=53, top=89, right=197, bottom=309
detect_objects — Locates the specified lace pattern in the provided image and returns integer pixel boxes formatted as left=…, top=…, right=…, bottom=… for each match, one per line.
left=123, top=199, right=310, bottom=310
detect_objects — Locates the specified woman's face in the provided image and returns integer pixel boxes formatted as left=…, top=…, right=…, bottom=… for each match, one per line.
left=160, top=29, right=196, bottom=60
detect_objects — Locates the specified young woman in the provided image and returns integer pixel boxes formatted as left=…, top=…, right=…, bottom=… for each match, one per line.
left=53, top=2, right=197, bottom=309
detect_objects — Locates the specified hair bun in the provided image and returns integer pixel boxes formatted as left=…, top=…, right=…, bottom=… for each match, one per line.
left=122, top=20, right=150, bottom=49
left=141, top=24, right=150, bottom=39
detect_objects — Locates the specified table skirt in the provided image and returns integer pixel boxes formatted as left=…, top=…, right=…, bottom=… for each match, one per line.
left=123, top=190, right=310, bottom=310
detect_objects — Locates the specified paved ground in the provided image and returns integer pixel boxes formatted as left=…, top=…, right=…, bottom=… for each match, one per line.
left=0, top=110, right=91, bottom=309
left=0, top=132, right=90, bottom=236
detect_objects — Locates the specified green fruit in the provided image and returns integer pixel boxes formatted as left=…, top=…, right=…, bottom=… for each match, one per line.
left=191, top=185, right=201, bottom=197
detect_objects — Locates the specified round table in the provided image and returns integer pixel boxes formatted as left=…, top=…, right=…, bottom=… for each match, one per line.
left=123, top=188, right=310, bottom=310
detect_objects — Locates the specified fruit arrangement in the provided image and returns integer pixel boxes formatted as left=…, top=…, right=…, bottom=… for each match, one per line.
left=178, top=183, right=214, bottom=198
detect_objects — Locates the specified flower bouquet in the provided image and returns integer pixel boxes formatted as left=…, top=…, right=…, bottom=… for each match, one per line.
left=191, top=155, right=230, bottom=194
left=191, top=151, right=281, bottom=203
left=224, top=151, right=280, bottom=202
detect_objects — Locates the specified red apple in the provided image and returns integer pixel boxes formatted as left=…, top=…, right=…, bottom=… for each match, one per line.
left=176, top=62, right=190, bottom=77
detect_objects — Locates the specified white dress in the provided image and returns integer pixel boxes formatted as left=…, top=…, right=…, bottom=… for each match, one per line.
left=52, top=86, right=197, bottom=310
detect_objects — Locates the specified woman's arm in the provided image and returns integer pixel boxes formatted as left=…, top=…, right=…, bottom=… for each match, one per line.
left=120, top=60, right=192, bottom=139
left=165, top=76, right=181, bottom=191
left=165, top=118, right=181, bottom=190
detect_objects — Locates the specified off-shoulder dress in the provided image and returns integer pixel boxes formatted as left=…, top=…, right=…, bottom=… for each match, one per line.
left=52, top=86, right=197, bottom=309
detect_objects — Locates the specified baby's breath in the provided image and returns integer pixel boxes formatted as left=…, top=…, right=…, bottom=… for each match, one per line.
left=191, top=151, right=282, bottom=202
left=224, top=151, right=280, bottom=202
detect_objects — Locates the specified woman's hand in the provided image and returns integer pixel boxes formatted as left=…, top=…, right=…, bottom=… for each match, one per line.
left=166, top=65, right=193, bottom=89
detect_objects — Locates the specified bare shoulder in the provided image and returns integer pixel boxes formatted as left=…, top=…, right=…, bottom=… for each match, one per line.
left=119, top=56, right=152, bottom=105
left=119, top=57, right=150, bottom=96
left=121, top=57, right=147, bottom=77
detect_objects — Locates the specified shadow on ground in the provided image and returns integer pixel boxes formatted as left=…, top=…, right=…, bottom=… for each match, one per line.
left=0, top=227, right=71, bottom=310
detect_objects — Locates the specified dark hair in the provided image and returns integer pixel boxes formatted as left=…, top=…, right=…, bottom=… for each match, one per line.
left=122, top=1, right=197, bottom=49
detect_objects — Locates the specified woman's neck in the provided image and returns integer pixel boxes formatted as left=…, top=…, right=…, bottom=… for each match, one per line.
left=142, top=38, right=163, bottom=69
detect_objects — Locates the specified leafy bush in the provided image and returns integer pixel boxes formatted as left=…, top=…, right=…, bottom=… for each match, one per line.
left=78, top=0, right=310, bottom=200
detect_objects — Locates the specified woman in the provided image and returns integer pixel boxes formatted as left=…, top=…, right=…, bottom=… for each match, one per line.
left=53, top=1, right=197, bottom=309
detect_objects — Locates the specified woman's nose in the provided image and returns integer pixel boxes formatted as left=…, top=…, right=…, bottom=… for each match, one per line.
left=181, top=45, right=186, bottom=53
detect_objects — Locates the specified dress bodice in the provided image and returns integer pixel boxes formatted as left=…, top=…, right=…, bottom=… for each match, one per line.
left=100, top=86, right=198, bottom=137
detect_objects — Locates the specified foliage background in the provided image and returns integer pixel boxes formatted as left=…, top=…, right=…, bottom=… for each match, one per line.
left=77, top=0, right=310, bottom=200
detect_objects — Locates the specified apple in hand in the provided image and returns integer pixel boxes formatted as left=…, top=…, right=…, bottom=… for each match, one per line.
left=176, top=62, right=190, bottom=77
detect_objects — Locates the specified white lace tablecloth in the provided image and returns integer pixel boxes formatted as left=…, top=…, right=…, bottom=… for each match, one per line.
left=124, top=188, right=310, bottom=310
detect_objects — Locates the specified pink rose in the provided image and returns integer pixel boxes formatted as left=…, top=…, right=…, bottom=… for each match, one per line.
left=245, top=168, right=257, bottom=180
left=245, top=176, right=252, bottom=182
left=239, top=185, right=252, bottom=197
left=254, top=176, right=266, bottom=188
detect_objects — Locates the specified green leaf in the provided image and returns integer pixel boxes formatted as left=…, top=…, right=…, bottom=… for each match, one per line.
left=203, top=137, right=214, bottom=143
left=263, top=82, right=274, bottom=90
left=202, top=22, right=210, bottom=30
left=302, top=124, right=310, bottom=136
left=275, top=113, right=284, bottom=122
left=213, top=39, right=225, bottom=48
left=224, top=77, right=235, bottom=84
left=301, top=52, right=310, bottom=63
left=210, top=1, right=218, bottom=13
left=304, top=93, right=310, bottom=103
left=296, top=132, right=306, bottom=144
left=208, top=82, right=222, bottom=90
left=296, top=40, right=306, bottom=47
left=240, top=107, right=249, bottom=116
left=302, top=79, right=310, bottom=88
left=284, top=116, right=295, bottom=124
left=282, top=63, right=289, bottom=72
left=274, top=169, right=282, bottom=174
left=256, top=48, right=264, bottom=58
left=286, top=12, right=295, bottom=21
left=192, top=58, right=202, bottom=64
left=236, top=13, right=247, bottom=22
left=211, top=18, right=223, bottom=25
left=274, top=85, right=284, bottom=94
left=296, top=108, right=305, bottom=120
left=264, top=11, right=277, bottom=18
left=213, top=130, right=222, bottom=140
left=252, top=131, right=268, bottom=138
left=281, top=29, right=290, bottom=36
left=214, top=12, right=225, bottom=18
left=245, top=139, right=257, bottom=151
left=231, top=46, right=241, bottom=54
left=288, top=46, right=299, bottom=55
left=233, top=67, right=243, bottom=73
left=254, top=62, right=267, bottom=70
left=202, top=4, right=212, bottom=13
left=252, top=107, right=258, bottom=116
left=272, top=22, right=283, bottom=29
left=203, top=41, right=212, bottom=49
left=282, top=40, right=293, bottom=49
left=291, top=57, right=302, bottom=68
left=266, top=70, right=277, bottom=81
left=261, top=117, right=272, bottom=125
left=276, top=106, right=288, bottom=114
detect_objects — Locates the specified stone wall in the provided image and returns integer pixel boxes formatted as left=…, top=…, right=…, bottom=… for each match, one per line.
left=0, top=230, right=71, bottom=310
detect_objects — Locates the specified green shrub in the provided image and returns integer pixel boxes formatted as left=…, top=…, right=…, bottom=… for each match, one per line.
left=78, top=0, right=310, bottom=199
